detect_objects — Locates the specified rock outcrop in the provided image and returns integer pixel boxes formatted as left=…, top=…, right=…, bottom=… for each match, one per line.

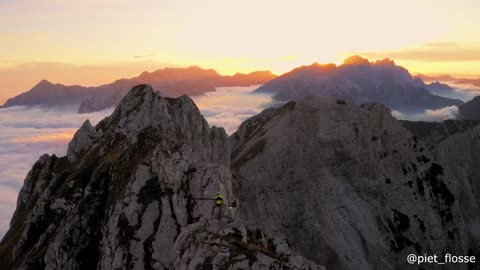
left=0, top=85, right=319, bottom=270
left=231, top=97, right=480, bottom=270
left=401, top=119, right=480, bottom=147
left=459, top=96, right=480, bottom=120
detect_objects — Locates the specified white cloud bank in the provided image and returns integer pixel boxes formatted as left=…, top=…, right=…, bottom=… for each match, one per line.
left=422, top=106, right=459, bottom=122
left=0, top=106, right=113, bottom=238
left=392, top=105, right=459, bottom=122
left=192, top=85, right=273, bottom=134
left=428, top=81, right=480, bottom=102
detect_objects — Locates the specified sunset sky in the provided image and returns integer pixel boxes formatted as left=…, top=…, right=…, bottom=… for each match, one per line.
left=1, top=0, right=480, bottom=103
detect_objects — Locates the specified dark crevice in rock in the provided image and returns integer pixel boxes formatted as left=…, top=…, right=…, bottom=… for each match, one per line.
left=167, top=189, right=181, bottom=240
left=117, top=212, right=136, bottom=267
left=384, top=211, right=420, bottom=254
left=232, top=139, right=266, bottom=168
left=392, top=209, right=410, bottom=232
left=417, top=163, right=455, bottom=226
left=416, top=177, right=425, bottom=196
left=184, top=167, right=198, bottom=224
left=145, top=183, right=163, bottom=270
left=138, top=177, right=162, bottom=206
left=74, top=175, right=109, bottom=270
left=143, top=228, right=157, bottom=270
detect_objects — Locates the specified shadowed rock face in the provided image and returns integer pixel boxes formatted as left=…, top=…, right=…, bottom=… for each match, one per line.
left=459, top=96, right=480, bottom=120
left=434, top=126, right=480, bottom=232
left=401, top=119, right=480, bottom=147
left=252, top=56, right=463, bottom=113
left=231, top=97, right=480, bottom=270
left=0, top=85, right=321, bottom=270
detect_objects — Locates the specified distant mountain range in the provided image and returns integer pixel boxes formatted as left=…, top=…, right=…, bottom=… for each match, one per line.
left=0, top=66, right=277, bottom=113
left=417, top=74, right=480, bottom=87
left=253, top=56, right=464, bottom=113
left=2, top=57, right=475, bottom=117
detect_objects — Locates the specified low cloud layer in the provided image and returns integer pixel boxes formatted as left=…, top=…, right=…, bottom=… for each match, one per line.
left=0, top=106, right=113, bottom=238
left=422, top=106, right=459, bottom=122
left=192, top=86, right=273, bottom=134
left=392, top=105, right=459, bottom=122
left=427, top=81, right=480, bottom=102
left=0, top=86, right=271, bottom=238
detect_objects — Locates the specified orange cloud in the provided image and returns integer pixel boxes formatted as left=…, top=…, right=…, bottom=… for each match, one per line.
left=11, top=129, right=76, bottom=144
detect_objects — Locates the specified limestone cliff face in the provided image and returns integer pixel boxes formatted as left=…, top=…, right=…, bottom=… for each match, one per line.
left=231, top=97, right=480, bottom=270
left=434, top=126, right=480, bottom=236
left=0, top=85, right=321, bottom=270
left=402, top=120, right=480, bottom=227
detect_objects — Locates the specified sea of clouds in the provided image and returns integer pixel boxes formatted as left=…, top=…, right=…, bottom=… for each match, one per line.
left=191, top=85, right=273, bottom=134
left=0, top=106, right=114, bottom=238
left=391, top=105, right=460, bottom=122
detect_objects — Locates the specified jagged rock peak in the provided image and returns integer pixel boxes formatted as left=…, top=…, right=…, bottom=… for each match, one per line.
left=99, top=84, right=210, bottom=144
left=310, top=62, right=338, bottom=69
left=36, top=79, right=54, bottom=87
left=342, top=55, right=371, bottom=65
left=67, top=119, right=96, bottom=162
left=110, top=84, right=199, bottom=122
left=342, top=56, right=396, bottom=67
left=374, top=58, right=396, bottom=66
left=71, top=84, right=230, bottom=164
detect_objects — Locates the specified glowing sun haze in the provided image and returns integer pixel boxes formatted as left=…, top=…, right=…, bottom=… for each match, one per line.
left=1, top=0, right=480, bottom=103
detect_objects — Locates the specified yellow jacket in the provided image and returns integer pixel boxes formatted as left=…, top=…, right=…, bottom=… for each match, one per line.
left=214, top=194, right=224, bottom=205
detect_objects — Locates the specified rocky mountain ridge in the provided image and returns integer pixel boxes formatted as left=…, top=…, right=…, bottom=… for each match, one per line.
left=253, top=56, right=463, bottom=114
left=1, top=85, right=480, bottom=270
left=230, top=97, right=480, bottom=269
left=0, top=80, right=97, bottom=109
